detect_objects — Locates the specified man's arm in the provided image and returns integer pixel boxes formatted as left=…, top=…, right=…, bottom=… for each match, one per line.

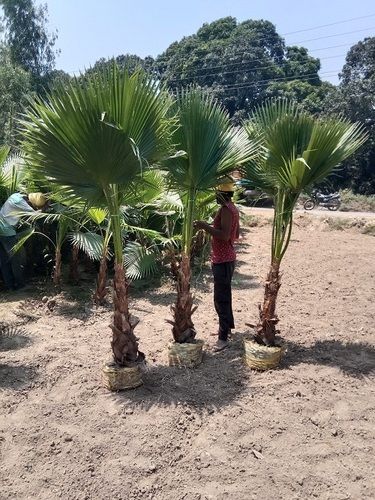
left=194, top=207, right=232, bottom=241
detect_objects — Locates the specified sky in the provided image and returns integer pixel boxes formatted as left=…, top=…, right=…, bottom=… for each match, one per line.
left=37, top=0, right=375, bottom=84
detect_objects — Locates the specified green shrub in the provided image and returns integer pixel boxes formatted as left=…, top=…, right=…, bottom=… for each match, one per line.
left=340, top=189, right=375, bottom=212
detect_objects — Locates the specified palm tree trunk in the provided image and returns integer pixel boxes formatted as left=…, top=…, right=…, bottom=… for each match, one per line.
left=110, top=263, right=144, bottom=366
left=93, top=254, right=108, bottom=305
left=167, top=190, right=198, bottom=343
left=69, top=245, right=80, bottom=284
left=257, top=259, right=281, bottom=346
left=106, top=188, right=144, bottom=367
left=169, top=253, right=197, bottom=343
left=53, top=248, right=62, bottom=286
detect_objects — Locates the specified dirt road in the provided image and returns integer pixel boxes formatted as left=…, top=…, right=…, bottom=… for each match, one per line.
left=243, top=206, right=375, bottom=219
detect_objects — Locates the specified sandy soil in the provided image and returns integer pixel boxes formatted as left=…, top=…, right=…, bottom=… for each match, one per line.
left=1, top=213, right=375, bottom=500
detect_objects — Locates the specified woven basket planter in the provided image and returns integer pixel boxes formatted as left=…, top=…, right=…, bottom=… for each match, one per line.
left=102, top=362, right=143, bottom=391
left=168, top=339, right=204, bottom=368
left=244, top=338, right=285, bottom=371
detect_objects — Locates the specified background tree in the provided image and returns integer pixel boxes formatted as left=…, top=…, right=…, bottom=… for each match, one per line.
left=0, top=45, right=33, bottom=146
left=323, top=37, right=375, bottom=194
left=265, top=80, right=335, bottom=115
left=155, top=17, right=322, bottom=122
left=0, top=0, right=58, bottom=89
left=84, top=54, right=155, bottom=80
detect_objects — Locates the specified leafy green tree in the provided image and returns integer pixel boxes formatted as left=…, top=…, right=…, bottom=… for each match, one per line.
left=84, top=54, right=155, bottom=80
left=243, top=100, right=366, bottom=346
left=282, top=46, right=320, bottom=82
left=156, top=17, right=321, bottom=121
left=0, top=0, right=57, bottom=79
left=0, top=46, right=33, bottom=146
left=43, top=69, right=71, bottom=91
left=323, top=37, right=375, bottom=194
left=22, top=67, right=173, bottom=366
left=265, top=80, right=336, bottom=115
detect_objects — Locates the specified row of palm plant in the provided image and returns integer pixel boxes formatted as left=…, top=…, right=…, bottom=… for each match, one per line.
left=18, top=64, right=366, bottom=383
left=21, top=67, right=259, bottom=377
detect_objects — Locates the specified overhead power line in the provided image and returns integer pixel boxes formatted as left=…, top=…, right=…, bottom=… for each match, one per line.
left=215, top=70, right=340, bottom=92
left=70, top=44, right=344, bottom=76
left=289, top=26, right=375, bottom=45
left=168, top=27, right=374, bottom=81
left=66, top=14, right=375, bottom=75
left=170, top=71, right=339, bottom=96
left=167, top=23, right=375, bottom=79
left=170, top=53, right=346, bottom=84
left=278, top=13, right=375, bottom=36
left=219, top=74, right=339, bottom=94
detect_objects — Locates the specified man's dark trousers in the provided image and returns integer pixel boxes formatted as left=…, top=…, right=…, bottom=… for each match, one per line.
left=0, top=235, right=25, bottom=289
left=212, top=261, right=235, bottom=341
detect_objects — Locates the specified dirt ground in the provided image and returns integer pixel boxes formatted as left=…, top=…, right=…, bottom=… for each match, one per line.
left=1, top=212, right=375, bottom=500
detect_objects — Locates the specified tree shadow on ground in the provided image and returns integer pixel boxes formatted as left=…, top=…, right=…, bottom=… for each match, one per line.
left=53, top=299, right=91, bottom=320
left=113, top=335, right=249, bottom=413
left=0, top=333, right=31, bottom=352
left=136, top=288, right=177, bottom=307
left=0, top=363, right=38, bottom=390
left=232, top=272, right=261, bottom=290
left=281, top=339, right=375, bottom=377
left=192, top=268, right=211, bottom=293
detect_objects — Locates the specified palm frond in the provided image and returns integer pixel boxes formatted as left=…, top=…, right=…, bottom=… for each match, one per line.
left=88, top=207, right=107, bottom=225
left=69, top=231, right=105, bottom=261
left=10, top=228, right=35, bottom=255
left=163, top=88, right=259, bottom=193
left=0, top=146, right=10, bottom=168
left=22, top=66, right=175, bottom=206
left=123, top=225, right=169, bottom=242
left=124, top=241, right=158, bottom=280
left=153, top=191, right=184, bottom=216
left=243, top=99, right=367, bottom=194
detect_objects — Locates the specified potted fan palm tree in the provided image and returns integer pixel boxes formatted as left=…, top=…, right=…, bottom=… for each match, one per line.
left=243, top=99, right=367, bottom=370
left=22, top=66, right=173, bottom=390
left=163, top=88, right=258, bottom=367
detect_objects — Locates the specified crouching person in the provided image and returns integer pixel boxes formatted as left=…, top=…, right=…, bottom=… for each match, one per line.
left=0, top=192, right=47, bottom=290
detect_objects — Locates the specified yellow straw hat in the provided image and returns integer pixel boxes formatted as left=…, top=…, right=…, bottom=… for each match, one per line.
left=28, top=192, right=47, bottom=208
left=216, top=182, right=235, bottom=192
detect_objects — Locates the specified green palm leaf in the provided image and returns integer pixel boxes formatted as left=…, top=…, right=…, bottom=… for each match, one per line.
left=22, top=66, right=174, bottom=207
left=164, top=88, right=259, bottom=194
left=244, top=99, right=367, bottom=196
left=124, top=241, right=158, bottom=280
left=87, top=208, right=107, bottom=225
left=163, top=87, right=259, bottom=254
left=69, top=231, right=105, bottom=261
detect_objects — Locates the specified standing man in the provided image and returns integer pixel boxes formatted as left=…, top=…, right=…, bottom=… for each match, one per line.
left=194, top=182, right=239, bottom=351
left=0, top=192, right=47, bottom=290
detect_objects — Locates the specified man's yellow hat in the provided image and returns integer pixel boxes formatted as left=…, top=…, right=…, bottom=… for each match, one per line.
left=28, top=192, right=47, bottom=208
left=216, top=182, right=235, bottom=192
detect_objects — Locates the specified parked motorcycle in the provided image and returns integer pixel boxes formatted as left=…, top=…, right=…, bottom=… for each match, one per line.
left=303, top=190, right=341, bottom=211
